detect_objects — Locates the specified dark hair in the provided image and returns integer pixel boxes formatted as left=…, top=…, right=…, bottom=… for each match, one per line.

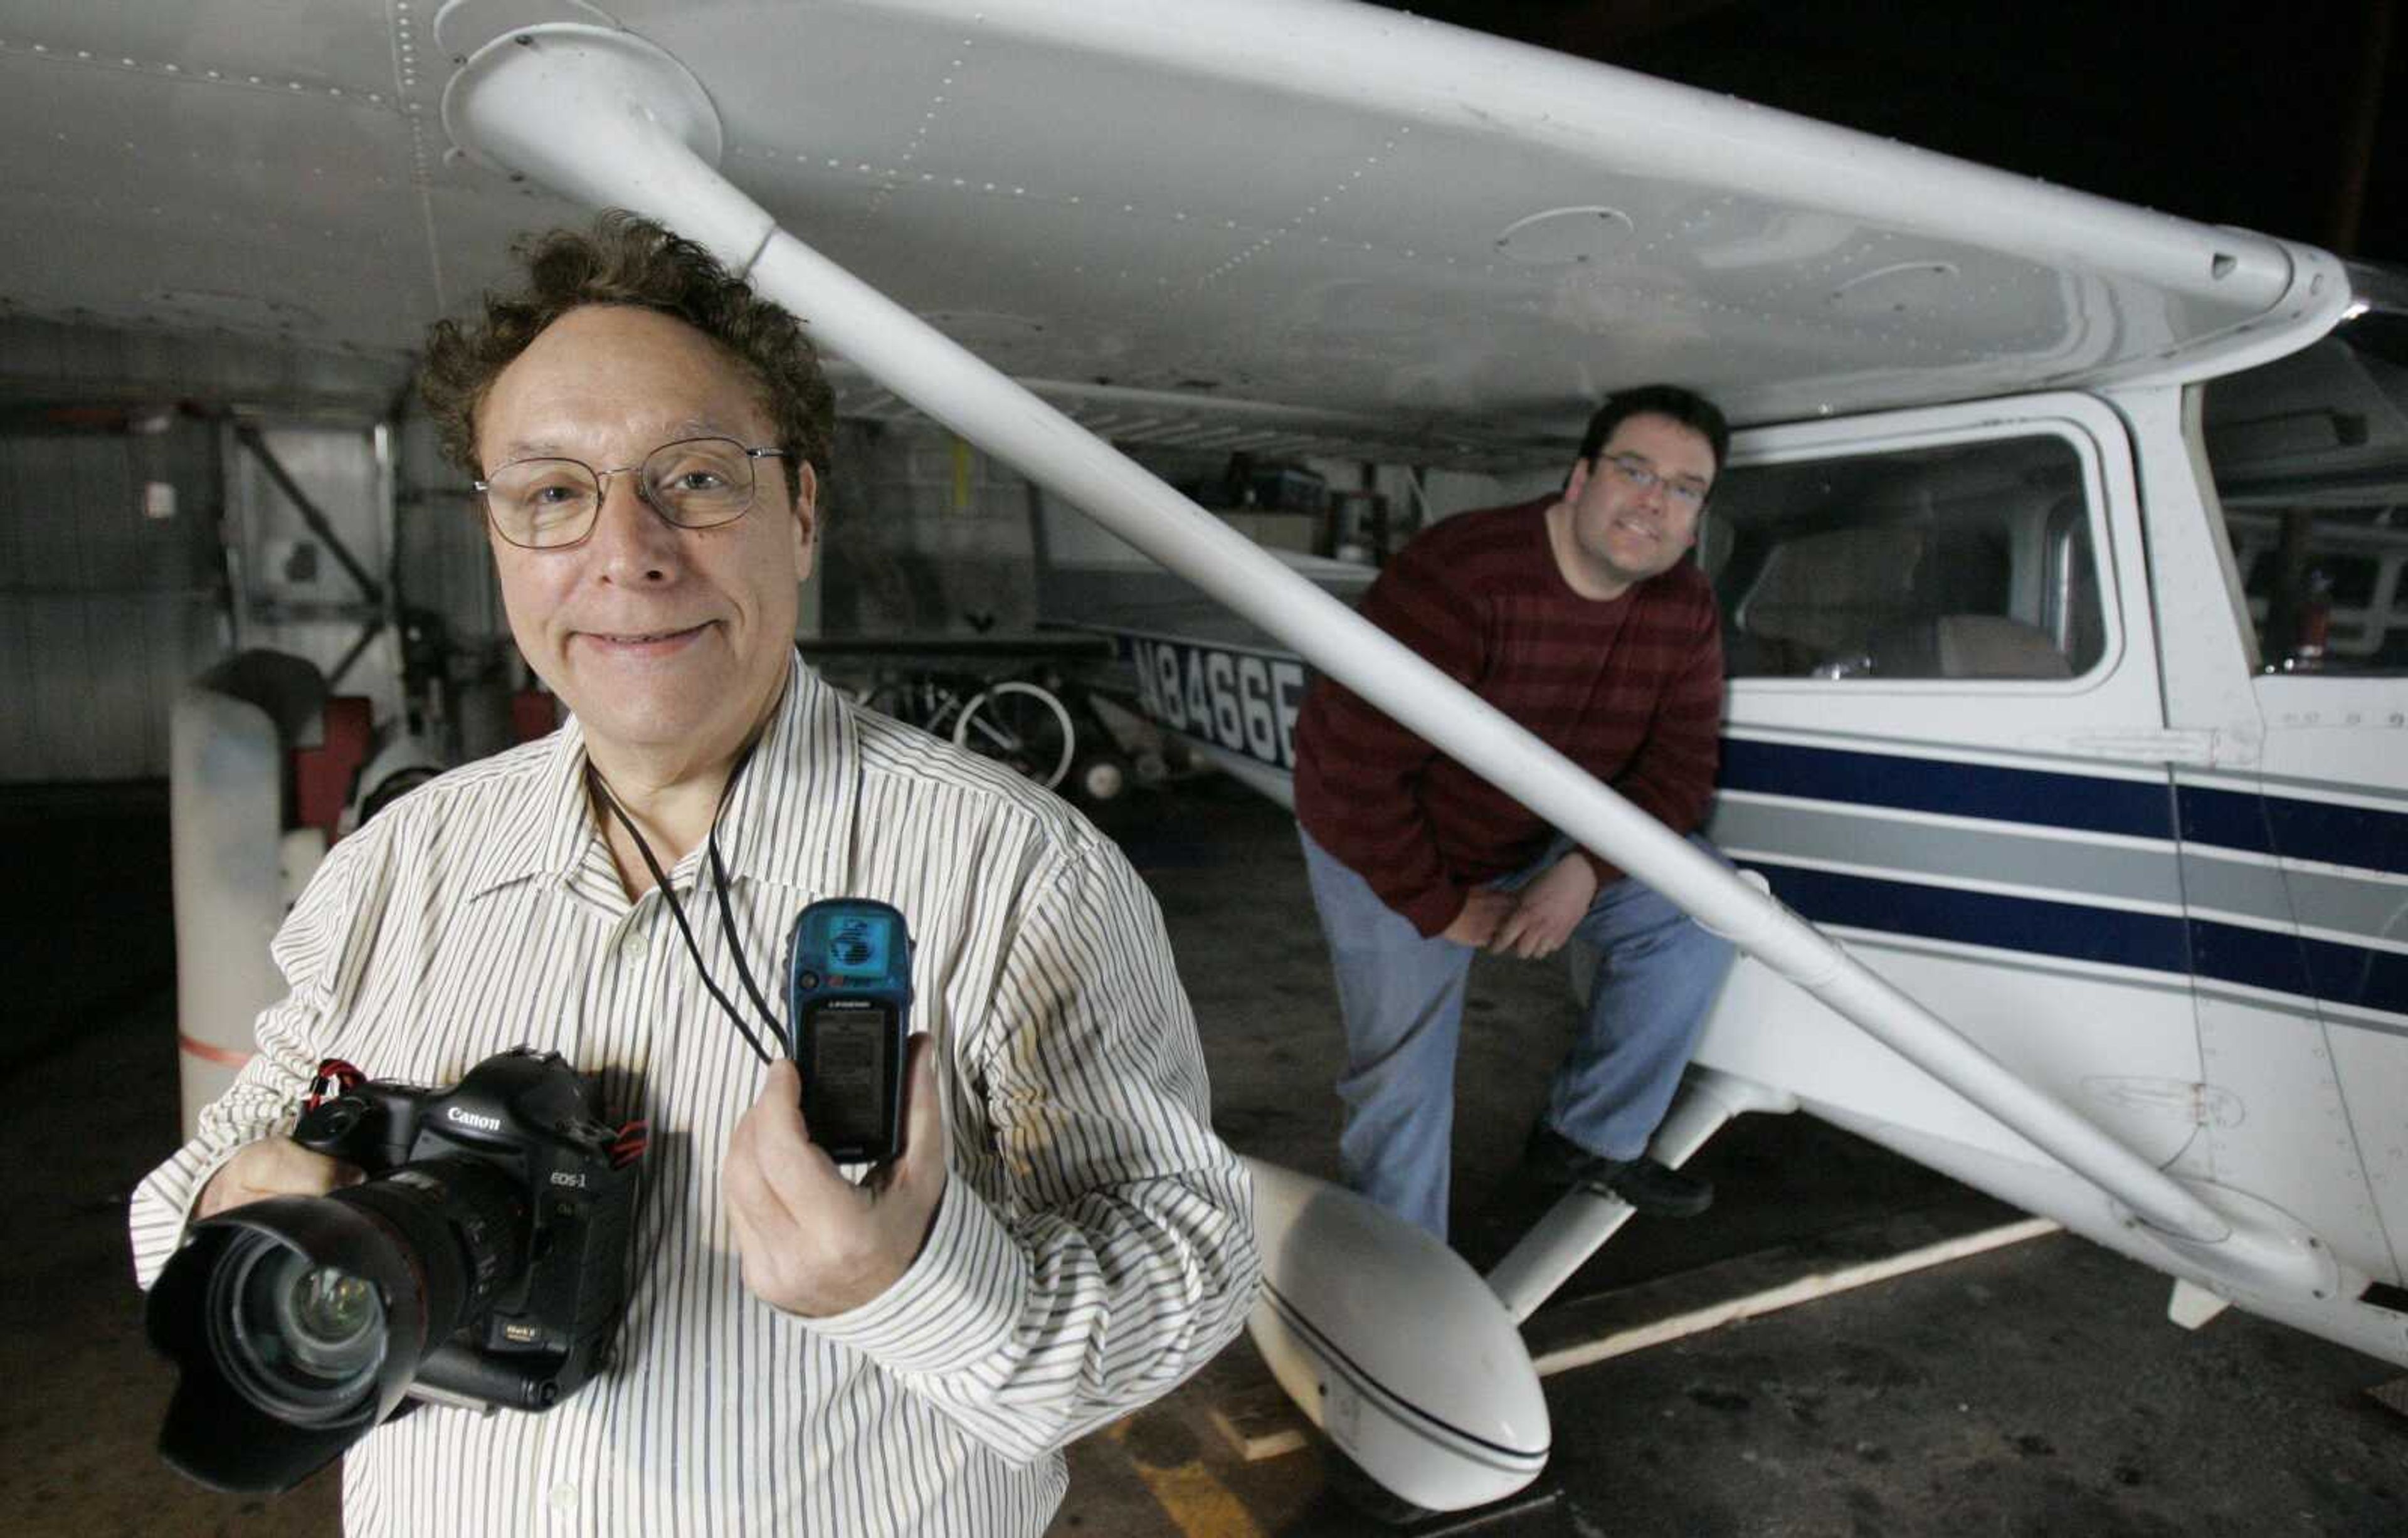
left=1575, top=385, right=1730, bottom=477
left=418, top=210, right=835, bottom=497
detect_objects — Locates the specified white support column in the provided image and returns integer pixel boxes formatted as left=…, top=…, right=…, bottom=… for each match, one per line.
left=1487, top=1069, right=1797, bottom=1322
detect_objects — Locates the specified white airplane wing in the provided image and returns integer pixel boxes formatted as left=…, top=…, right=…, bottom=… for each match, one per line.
left=0, top=0, right=2340, bottom=446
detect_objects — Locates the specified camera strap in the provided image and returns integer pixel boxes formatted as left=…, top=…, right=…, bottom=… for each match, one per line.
left=700, top=686, right=872, bottom=1049
left=590, top=665, right=872, bottom=1070
left=589, top=733, right=779, bottom=1065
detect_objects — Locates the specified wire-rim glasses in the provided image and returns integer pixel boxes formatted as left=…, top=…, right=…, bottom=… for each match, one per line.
left=475, top=436, right=790, bottom=550
left=1598, top=452, right=1709, bottom=513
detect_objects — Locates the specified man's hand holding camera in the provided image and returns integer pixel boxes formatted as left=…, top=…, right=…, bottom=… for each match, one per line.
left=194, top=1135, right=364, bottom=1220
left=724, top=1035, right=948, bottom=1317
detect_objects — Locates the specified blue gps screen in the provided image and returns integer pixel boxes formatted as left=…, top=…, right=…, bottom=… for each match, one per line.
left=826, top=912, right=892, bottom=977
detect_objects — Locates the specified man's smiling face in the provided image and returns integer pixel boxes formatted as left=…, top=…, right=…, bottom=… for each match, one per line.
left=1552, top=412, right=1716, bottom=600
left=474, top=303, right=815, bottom=768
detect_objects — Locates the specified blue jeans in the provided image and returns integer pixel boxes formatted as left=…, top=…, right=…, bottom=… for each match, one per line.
left=1299, top=825, right=1737, bottom=1240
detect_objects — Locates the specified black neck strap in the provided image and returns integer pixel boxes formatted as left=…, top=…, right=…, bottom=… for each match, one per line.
left=590, top=732, right=783, bottom=1065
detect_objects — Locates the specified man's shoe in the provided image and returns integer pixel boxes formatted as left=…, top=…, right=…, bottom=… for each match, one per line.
left=1520, top=1123, right=1713, bottom=1218
left=1587, top=1154, right=1713, bottom=1218
left=1521, top=1123, right=1602, bottom=1187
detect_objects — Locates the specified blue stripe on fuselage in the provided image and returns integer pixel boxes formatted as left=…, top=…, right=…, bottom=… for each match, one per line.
left=1748, top=864, right=2408, bottom=1018
left=1721, top=738, right=2408, bottom=874
left=2188, top=917, right=2408, bottom=1017
left=1719, top=739, right=2176, bottom=839
left=2256, top=792, right=2408, bottom=876
left=2175, top=783, right=2274, bottom=856
left=1721, top=739, right=2408, bottom=1019
left=1743, top=863, right=2192, bottom=975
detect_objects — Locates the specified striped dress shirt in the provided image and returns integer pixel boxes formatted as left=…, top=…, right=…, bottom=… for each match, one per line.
left=130, top=655, right=1260, bottom=1535
left=1292, top=497, right=1724, bottom=935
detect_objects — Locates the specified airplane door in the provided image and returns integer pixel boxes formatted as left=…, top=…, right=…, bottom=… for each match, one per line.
left=2186, top=333, right=2408, bottom=1289
left=2173, top=670, right=2407, bottom=1285
left=1694, top=394, right=2208, bottom=1170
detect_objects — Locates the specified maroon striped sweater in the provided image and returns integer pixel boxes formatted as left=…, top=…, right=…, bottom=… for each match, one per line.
left=1292, top=497, right=1724, bottom=937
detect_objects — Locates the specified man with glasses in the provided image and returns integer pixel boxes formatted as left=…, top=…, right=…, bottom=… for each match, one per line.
left=129, top=212, right=1257, bottom=1535
left=1292, top=386, right=1738, bottom=1241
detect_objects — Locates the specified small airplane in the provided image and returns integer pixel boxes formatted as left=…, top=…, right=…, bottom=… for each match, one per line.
left=8, top=0, right=2402, bottom=1517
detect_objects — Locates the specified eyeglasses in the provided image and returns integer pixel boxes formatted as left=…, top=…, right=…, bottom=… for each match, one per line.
left=475, top=436, right=790, bottom=550
left=1599, top=453, right=1709, bottom=513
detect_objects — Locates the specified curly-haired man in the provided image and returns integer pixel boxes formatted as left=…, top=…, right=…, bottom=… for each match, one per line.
left=133, top=212, right=1259, bottom=1536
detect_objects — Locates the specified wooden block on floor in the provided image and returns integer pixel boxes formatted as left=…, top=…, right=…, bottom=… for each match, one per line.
left=1521, top=1190, right=2051, bottom=1378
left=2367, top=1376, right=2408, bottom=1419
left=1208, top=1379, right=1311, bottom=1462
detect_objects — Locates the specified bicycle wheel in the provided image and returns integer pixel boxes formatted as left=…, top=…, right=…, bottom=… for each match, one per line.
left=953, top=680, right=1076, bottom=790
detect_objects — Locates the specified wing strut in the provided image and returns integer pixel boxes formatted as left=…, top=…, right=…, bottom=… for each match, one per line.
left=442, top=21, right=2329, bottom=1301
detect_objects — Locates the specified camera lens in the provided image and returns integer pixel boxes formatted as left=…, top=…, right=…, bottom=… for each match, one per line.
left=209, top=1237, right=389, bottom=1423
left=274, top=1256, right=385, bottom=1379
left=150, top=1157, right=529, bottom=1492
left=288, top=1263, right=379, bottom=1352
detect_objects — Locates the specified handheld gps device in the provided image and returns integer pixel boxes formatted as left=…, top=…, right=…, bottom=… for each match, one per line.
left=783, top=898, right=914, bottom=1164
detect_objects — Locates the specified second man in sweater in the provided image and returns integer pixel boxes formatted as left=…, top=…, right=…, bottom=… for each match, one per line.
left=1291, top=385, right=1738, bottom=1240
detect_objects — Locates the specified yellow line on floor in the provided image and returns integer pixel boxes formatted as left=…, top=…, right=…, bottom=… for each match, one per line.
left=1109, top=1422, right=1268, bottom=1538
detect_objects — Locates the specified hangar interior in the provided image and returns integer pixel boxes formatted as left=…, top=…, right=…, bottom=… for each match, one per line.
left=6, top=307, right=2406, bottom=1535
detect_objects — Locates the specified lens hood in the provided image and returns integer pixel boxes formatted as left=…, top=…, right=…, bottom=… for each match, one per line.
left=147, top=1193, right=431, bottom=1494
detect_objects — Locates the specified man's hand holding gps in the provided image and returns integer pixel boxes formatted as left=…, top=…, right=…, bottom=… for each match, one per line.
left=723, top=1038, right=948, bottom=1317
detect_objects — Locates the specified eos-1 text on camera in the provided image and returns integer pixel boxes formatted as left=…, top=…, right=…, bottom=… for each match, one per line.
left=145, top=1048, right=642, bottom=1493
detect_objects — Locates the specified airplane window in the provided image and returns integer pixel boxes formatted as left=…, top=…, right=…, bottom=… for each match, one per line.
left=2203, top=300, right=2408, bottom=675
left=1713, top=435, right=2097, bottom=682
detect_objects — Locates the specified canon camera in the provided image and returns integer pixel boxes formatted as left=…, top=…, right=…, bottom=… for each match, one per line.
left=145, top=1048, right=643, bottom=1493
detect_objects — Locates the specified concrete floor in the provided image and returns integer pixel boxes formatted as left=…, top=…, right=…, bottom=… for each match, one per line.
left=5, top=777, right=2404, bottom=1535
